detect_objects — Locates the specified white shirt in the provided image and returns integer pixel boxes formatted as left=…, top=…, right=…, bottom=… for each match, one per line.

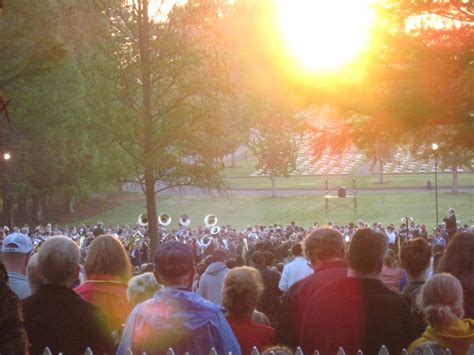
left=278, top=256, right=313, bottom=292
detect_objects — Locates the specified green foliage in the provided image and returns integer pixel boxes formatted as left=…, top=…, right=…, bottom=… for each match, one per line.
left=96, top=0, right=233, bottom=192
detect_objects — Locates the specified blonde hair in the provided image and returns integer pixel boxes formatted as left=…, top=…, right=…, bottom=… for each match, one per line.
left=37, top=236, right=80, bottom=286
left=127, top=272, right=161, bottom=307
left=421, top=273, right=464, bottom=329
left=222, top=266, right=264, bottom=315
left=85, top=235, right=132, bottom=283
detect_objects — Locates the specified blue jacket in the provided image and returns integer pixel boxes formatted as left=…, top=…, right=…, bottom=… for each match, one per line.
left=118, top=288, right=241, bottom=355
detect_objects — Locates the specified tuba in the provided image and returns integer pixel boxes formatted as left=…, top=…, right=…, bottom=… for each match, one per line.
left=199, top=234, right=213, bottom=248
left=137, top=213, right=148, bottom=228
left=401, top=217, right=414, bottom=224
left=204, top=214, right=218, bottom=227
left=179, top=214, right=191, bottom=227
left=159, top=213, right=172, bottom=227
left=210, top=225, right=221, bottom=235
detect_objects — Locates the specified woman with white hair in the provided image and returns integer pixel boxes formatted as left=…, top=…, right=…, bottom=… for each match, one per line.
left=408, top=273, right=474, bottom=354
left=127, top=272, right=161, bottom=307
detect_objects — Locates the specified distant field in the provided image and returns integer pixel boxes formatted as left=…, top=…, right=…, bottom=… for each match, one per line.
left=75, top=192, right=474, bottom=230
left=224, top=173, right=474, bottom=190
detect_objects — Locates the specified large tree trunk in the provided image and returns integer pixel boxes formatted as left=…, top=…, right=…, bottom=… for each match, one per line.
left=270, top=174, right=277, bottom=198
left=64, top=195, right=75, bottom=215
left=2, top=192, right=14, bottom=228
left=451, top=164, right=458, bottom=193
left=139, top=0, right=159, bottom=257
left=231, top=150, right=236, bottom=168
left=378, top=158, right=384, bottom=183
left=16, top=197, right=28, bottom=221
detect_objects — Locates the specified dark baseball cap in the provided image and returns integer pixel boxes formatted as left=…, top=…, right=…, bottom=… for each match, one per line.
left=155, top=241, right=193, bottom=278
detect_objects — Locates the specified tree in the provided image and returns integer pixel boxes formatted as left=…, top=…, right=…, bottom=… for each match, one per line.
left=96, top=0, right=231, bottom=254
left=250, top=102, right=299, bottom=197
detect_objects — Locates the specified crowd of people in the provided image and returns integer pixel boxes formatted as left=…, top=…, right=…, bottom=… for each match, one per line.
left=0, top=210, right=473, bottom=354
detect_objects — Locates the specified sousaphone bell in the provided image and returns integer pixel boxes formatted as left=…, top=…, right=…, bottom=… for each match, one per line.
left=159, top=213, right=172, bottom=227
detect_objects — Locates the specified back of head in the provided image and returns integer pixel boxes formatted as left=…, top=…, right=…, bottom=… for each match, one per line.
left=421, top=273, right=464, bottom=329
left=400, top=238, right=431, bottom=277
left=263, top=251, right=274, bottom=266
left=85, top=234, right=132, bottom=282
left=222, top=266, right=263, bottom=316
left=304, top=228, right=345, bottom=263
left=154, top=241, right=194, bottom=286
left=251, top=251, right=265, bottom=267
left=291, top=243, right=303, bottom=257
left=127, top=272, right=161, bottom=307
left=384, top=249, right=397, bottom=268
left=27, top=254, right=43, bottom=294
left=37, top=236, right=80, bottom=286
left=437, top=232, right=474, bottom=291
left=347, top=228, right=387, bottom=275
left=212, top=248, right=226, bottom=263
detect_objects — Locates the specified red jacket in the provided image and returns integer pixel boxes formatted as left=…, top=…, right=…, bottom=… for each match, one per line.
left=276, top=259, right=347, bottom=349
left=226, top=314, right=276, bottom=354
left=75, top=275, right=132, bottom=332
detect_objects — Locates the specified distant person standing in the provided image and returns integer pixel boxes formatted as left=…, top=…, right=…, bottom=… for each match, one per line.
left=196, top=249, right=229, bottom=305
left=443, top=208, right=457, bottom=240
left=278, top=244, right=312, bottom=293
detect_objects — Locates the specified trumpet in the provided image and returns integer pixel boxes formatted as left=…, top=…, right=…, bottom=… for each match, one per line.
left=159, top=213, right=172, bottom=227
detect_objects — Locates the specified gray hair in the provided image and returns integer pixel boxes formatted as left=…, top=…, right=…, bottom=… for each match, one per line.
left=27, top=253, right=43, bottom=294
left=37, top=236, right=80, bottom=286
left=127, top=272, right=161, bottom=307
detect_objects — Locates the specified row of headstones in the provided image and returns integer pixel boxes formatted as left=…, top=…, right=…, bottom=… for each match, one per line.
left=43, top=344, right=472, bottom=355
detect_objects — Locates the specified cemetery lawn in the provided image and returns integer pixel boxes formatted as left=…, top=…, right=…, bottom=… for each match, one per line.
left=225, top=174, right=474, bottom=190
left=75, top=191, right=474, bottom=230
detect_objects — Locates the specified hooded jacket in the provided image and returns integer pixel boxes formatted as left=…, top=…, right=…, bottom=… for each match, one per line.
left=196, top=261, right=229, bottom=305
left=118, top=288, right=241, bottom=355
left=408, top=319, right=474, bottom=355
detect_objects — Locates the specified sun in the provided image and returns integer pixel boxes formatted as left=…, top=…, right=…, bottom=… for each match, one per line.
left=276, top=0, right=376, bottom=73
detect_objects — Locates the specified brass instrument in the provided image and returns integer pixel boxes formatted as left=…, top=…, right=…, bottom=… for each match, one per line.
left=204, top=214, right=218, bottom=227
left=179, top=215, right=191, bottom=227
left=137, top=213, right=148, bottom=228
left=159, top=213, right=172, bottom=227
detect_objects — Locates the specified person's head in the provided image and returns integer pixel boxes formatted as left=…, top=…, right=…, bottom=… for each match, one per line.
left=384, top=249, right=398, bottom=268
left=276, top=262, right=285, bottom=273
left=448, top=208, right=455, bottom=216
left=222, top=266, right=264, bottom=316
left=1, top=233, right=33, bottom=274
left=127, top=272, right=162, bottom=307
left=27, top=253, right=43, bottom=294
left=421, top=273, right=464, bottom=329
left=195, top=262, right=207, bottom=276
left=303, top=228, right=345, bottom=269
left=263, top=251, right=274, bottom=267
left=226, top=258, right=237, bottom=269
left=437, top=232, right=474, bottom=292
left=400, top=238, right=431, bottom=279
left=235, top=255, right=244, bottom=267
left=251, top=251, right=265, bottom=267
left=154, top=241, right=194, bottom=288
left=84, top=234, right=132, bottom=283
left=212, top=249, right=226, bottom=263
left=37, top=236, right=80, bottom=287
left=291, top=243, right=303, bottom=257
left=347, top=228, right=387, bottom=277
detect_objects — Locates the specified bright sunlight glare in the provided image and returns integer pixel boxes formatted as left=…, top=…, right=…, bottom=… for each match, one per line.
left=276, top=0, right=376, bottom=73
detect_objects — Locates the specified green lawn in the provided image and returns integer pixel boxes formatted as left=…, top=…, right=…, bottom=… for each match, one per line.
left=75, top=192, right=474, bottom=230
left=225, top=174, right=474, bottom=190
